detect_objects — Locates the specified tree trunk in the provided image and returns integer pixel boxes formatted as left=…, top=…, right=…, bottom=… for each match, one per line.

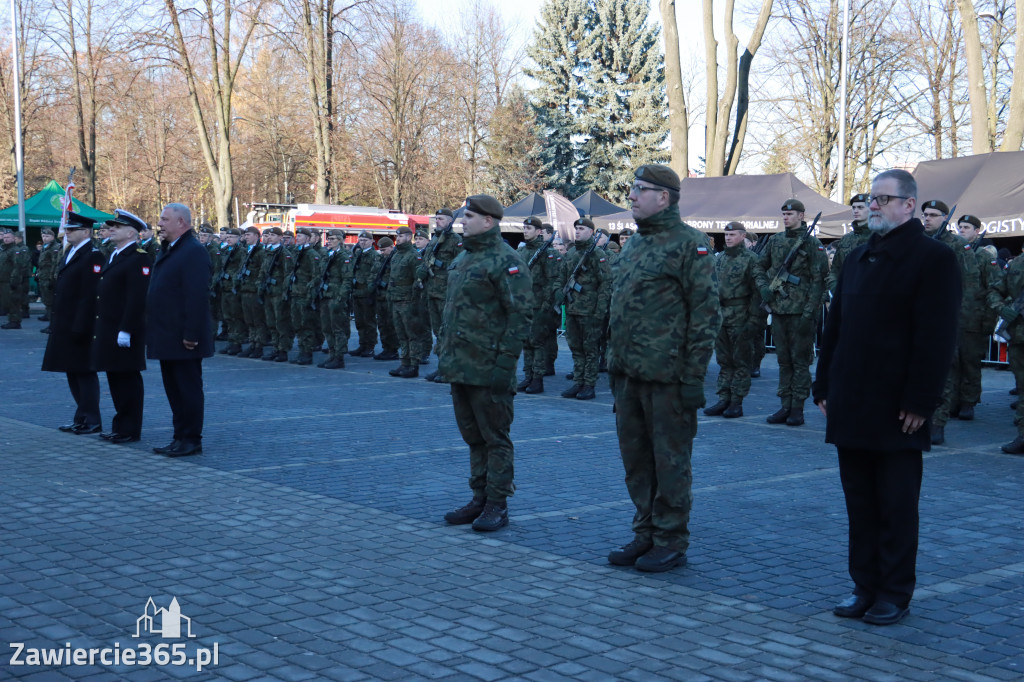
left=955, top=0, right=993, bottom=153
left=701, top=0, right=720, bottom=176
left=1000, top=0, right=1024, bottom=150
left=724, top=0, right=772, bottom=175
left=659, top=0, right=688, bottom=177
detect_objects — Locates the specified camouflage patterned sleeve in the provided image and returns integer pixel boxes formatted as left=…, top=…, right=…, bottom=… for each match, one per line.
left=826, top=244, right=845, bottom=295
left=981, top=249, right=1007, bottom=312
left=803, top=239, right=829, bottom=318
left=596, top=252, right=612, bottom=314
left=495, top=251, right=534, bottom=361
left=680, top=237, right=721, bottom=387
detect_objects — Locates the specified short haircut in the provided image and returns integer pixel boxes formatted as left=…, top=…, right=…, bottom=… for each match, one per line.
left=543, top=224, right=554, bottom=235
left=165, top=202, right=192, bottom=225
left=667, top=188, right=680, bottom=205
left=874, top=169, right=917, bottom=201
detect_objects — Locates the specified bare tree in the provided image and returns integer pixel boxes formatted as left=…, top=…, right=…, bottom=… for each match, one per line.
left=659, top=0, right=688, bottom=176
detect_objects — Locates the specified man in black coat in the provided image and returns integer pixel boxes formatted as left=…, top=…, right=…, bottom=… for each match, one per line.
left=813, top=169, right=961, bottom=626
left=41, top=212, right=106, bottom=434
left=147, top=203, right=214, bottom=457
left=93, top=210, right=152, bottom=444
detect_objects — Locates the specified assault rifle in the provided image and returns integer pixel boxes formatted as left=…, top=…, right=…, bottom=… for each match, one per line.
left=311, top=250, right=337, bottom=312
left=994, top=286, right=1024, bottom=342
left=233, top=243, right=258, bottom=295
left=283, top=246, right=307, bottom=303
left=213, top=244, right=238, bottom=296
left=762, top=211, right=822, bottom=313
left=373, top=249, right=396, bottom=293
left=556, top=237, right=599, bottom=312
left=928, top=203, right=957, bottom=240
left=528, top=234, right=556, bottom=269
left=257, top=245, right=282, bottom=305
left=421, top=222, right=454, bottom=282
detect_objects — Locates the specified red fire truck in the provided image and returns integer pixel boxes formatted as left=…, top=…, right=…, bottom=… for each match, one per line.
left=281, top=205, right=432, bottom=244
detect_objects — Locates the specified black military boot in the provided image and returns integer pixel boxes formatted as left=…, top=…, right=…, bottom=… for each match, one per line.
left=524, top=377, right=544, bottom=394
left=296, top=354, right=313, bottom=366
left=274, top=351, right=289, bottom=362
left=425, top=371, right=438, bottom=382
left=0, top=322, right=22, bottom=329
left=1012, top=387, right=1020, bottom=396
left=225, top=343, right=243, bottom=355
left=766, top=402, right=790, bottom=424
left=432, top=374, right=448, bottom=383
left=561, top=384, right=582, bottom=399
left=723, top=400, right=743, bottom=418
left=389, top=365, right=404, bottom=376
left=516, top=375, right=532, bottom=391
left=1012, top=400, right=1019, bottom=410
left=545, top=363, right=555, bottom=377
left=703, top=399, right=729, bottom=417
left=957, top=403, right=974, bottom=420
left=576, top=385, right=596, bottom=400
left=374, top=350, right=399, bottom=361
left=1001, top=435, right=1024, bottom=455
left=323, top=356, right=345, bottom=369
left=786, top=401, right=805, bottom=426
left=472, top=499, right=509, bottom=531
left=608, top=538, right=653, bottom=566
left=930, top=424, right=945, bottom=445
left=262, top=348, right=277, bottom=361
left=399, top=365, right=419, bottom=378
left=443, top=496, right=486, bottom=524
left=565, top=371, right=574, bottom=380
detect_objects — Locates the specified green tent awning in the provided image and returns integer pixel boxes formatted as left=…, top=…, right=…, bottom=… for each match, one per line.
left=0, top=180, right=114, bottom=228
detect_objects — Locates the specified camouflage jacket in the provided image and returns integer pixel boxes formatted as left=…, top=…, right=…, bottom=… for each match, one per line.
left=283, top=244, right=321, bottom=300
left=387, top=241, right=422, bottom=303
left=826, top=220, right=871, bottom=295
left=36, top=242, right=61, bottom=285
left=518, top=235, right=561, bottom=310
left=437, top=225, right=533, bottom=389
left=214, top=243, right=243, bottom=293
left=964, top=240, right=1004, bottom=332
left=139, top=238, right=159, bottom=260
left=258, top=243, right=288, bottom=295
left=558, top=236, right=611, bottom=317
left=235, top=243, right=264, bottom=293
left=206, top=242, right=222, bottom=289
left=759, top=223, right=828, bottom=316
left=416, top=227, right=462, bottom=299
left=715, top=244, right=767, bottom=327
left=0, top=242, right=31, bottom=287
left=607, top=204, right=721, bottom=387
left=314, top=246, right=354, bottom=302
left=374, top=251, right=393, bottom=301
left=351, top=246, right=380, bottom=298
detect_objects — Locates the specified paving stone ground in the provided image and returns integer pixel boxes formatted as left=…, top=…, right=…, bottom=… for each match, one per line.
left=2, top=310, right=1023, bottom=681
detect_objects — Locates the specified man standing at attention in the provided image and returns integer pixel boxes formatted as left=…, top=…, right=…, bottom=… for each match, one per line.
left=440, top=195, right=533, bottom=532
left=813, top=169, right=960, bottom=625
left=607, top=164, right=720, bottom=573
left=148, top=203, right=214, bottom=457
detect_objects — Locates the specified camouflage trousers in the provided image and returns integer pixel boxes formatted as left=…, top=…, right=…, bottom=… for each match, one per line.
left=240, top=291, right=267, bottom=348
left=933, top=348, right=959, bottom=428
left=415, top=290, right=434, bottom=355
left=750, top=308, right=768, bottom=369
left=376, top=296, right=398, bottom=353
left=715, top=319, right=753, bottom=400
left=1, top=285, right=22, bottom=323
left=264, top=292, right=293, bottom=354
left=955, top=330, right=988, bottom=406
left=39, top=278, right=55, bottom=316
left=211, top=290, right=222, bottom=323
left=522, top=307, right=559, bottom=379
left=352, top=295, right=378, bottom=352
left=426, top=295, right=444, bottom=347
left=290, top=295, right=319, bottom=355
left=451, top=382, right=515, bottom=501
left=612, top=375, right=696, bottom=553
left=772, top=313, right=815, bottom=405
left=392, top=299, right=429, bottom=366
left=566, top=313, right=604, bottom=387
left=221, top=290, right=245, bottom=345
left=319, top=296, right=351, bottom=360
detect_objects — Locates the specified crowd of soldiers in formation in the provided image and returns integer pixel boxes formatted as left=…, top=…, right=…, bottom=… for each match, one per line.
left=4, top=193, right=1023, bottom=452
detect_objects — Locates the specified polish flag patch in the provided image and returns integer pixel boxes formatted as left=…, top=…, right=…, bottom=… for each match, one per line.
left=818, top=245, right=825, bottom=251
left=142, top=266, right=150, bottom=276
left=93, top=264, right=101, bottom=273
left=696, top=246, right=709, bottom=255
left=508, top=266, right=520, bottom=275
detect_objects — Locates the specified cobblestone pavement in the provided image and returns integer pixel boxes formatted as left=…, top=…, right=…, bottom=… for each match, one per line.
left=2, top=311, right=1023, bottom=681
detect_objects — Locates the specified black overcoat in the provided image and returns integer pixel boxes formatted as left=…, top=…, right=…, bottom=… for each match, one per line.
left=41, top=243, right=105, bottom=373
left=92, top=246, right=152, bottom=372
left=812, top=219, right=961, bottom=451
left=146, top=231, right=214, bottom=360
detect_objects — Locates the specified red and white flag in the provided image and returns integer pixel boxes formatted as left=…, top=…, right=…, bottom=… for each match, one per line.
left=544, top=190, right=579, bottom=245
left=59, top=168, right=76, bottom=246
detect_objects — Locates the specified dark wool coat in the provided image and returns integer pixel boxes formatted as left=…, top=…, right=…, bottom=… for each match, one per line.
left=41, top=243, right=105, bottom=373
left=146, top=231, right=214, bottom=360
left=813, top=219, right=961, bottom=452
left=92, top=246, right=153, bottom=372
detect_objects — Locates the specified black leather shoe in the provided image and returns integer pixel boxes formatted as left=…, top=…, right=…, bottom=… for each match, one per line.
left=723, top=401, right=743, bottom=418
left=444, top=497, right=487, bottom=525
left=1002, top=435, right=1024, bottom=454
left=608, top=539, right=653, bottom=566
left=576, top=385, right=596, bottom=400
left=766, top=406, right=790, bottom=424
left=472, top=501, right=509, bottom=531
left=110, top=434, right=141, bottom=444
left=418, top=358, right=429, bottom=365
left=931, top=424, right=945, bottom=445
left=957, top=403, right=974, bottom=420
left=561, top=384, right=582, bottom=399
left=703, top=399, right=729, bottom=417
left=832, top=594, right=872, bottom=618
left=40, top=327, right=50, bottom=334
left=70, top=423, right=101, bottom=435
left=862, top=601, right=909, bottom=626
left=152, top=440, right=183, bottom=455
left=635, top=546, right=687, bottom=573
left=165, top=442, right=203, bottom=457
left=58, top=422, right=83, bottom=433
left=99, top=432, right=117, bottom=441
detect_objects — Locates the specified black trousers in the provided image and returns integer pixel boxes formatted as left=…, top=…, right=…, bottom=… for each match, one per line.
left=106, top=370, right=144, bottom=437
left=837, top=447, right=922, bottom=608
left=159, top=359, right=204, bottom=445
left=66, top=371, right=101, bottom=427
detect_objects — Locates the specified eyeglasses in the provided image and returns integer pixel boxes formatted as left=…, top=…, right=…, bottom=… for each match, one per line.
left=868, top=194, right=909, bottom=206
left=630, top=184, right=664, bottom=194
left=921, top=212, right=944, bottom=218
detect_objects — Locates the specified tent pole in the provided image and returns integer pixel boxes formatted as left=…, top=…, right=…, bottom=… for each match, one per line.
left=837, top=0, right=850, bottom=205
left=10, top=0, right=26, bottom=237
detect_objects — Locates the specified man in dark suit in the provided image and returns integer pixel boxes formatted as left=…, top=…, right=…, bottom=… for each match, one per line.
left=147, top=203, right=214, bottom=457
left=93, top=210, right=152, bottom=444
left=41, top=212, right=106, bottom=434
left=813, top=169, right=961, bottom=626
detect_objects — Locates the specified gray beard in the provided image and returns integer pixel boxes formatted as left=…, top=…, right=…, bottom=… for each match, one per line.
left=867, top=215, right=897, bottom=235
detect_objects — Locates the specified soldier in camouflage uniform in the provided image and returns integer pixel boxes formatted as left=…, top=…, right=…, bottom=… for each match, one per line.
left=36, top=228, right=60, bottom=325
left=283, top=227, right=322, bottom=365
left=257, top=227, right=290, bottom=361
left=314, top=230, right=354, bottom=369
left=236, top=226, right=267, bottom=358
left=759, top=199, right=829, bottom=426
left=515, top=217, right=560, bottom=394
left=607, top=164, right=721, bottom=573
left=0, top=229, right=32, bottom=329
left=543, top=224, right=561, bottom=377
left=418, top=209, right=462, bottom=382
left=704, top=222, right=767, bottom=419
left=215, top=228, right=245, bottom=355
left=557, top=217, right=611, bottom=401
left=387, top=226, right=429, bottom=377
left=138, top=225, right=160, bottom=260
left=826, top=194, right=872, bottom=296
left=350, top=231, right=380, bottom=356
left=373, top=237, right=399, bottom=360
left=93, top=224, right=114, bottom=258
left=992, top=247, right=1024, bottom=453
left=440, top=194, right=533, bottom=532
left=199, top=226, right=223, bottom=337
left=413, top=228, right=434, bottom=362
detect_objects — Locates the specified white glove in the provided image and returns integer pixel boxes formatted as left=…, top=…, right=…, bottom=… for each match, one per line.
left=117, top=331, right=131, bottom=348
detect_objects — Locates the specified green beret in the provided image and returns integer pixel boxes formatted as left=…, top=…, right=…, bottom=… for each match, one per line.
left=606, top=241, right=620, bottom=253
left=574, top=217, right=595, bottom=230
left=465, top=194, right=503, bottom=220
left=377, top=236, right=394, bottom=248
left=724, top=221, right=746, bottom=232
left=296, top=227, right=314, bottom=238
left=415, top=229, right=429, bottom=240
left=396, top=226, right=413, bottom=236
left=266, top=227, right=283, bottom=236
left=198, top=223, right=215, bottom=234
left=357, top=230, right=372, bottom=239
left=40, top=228, right=54, bottom=236
left=634, top=164, right=680, bottom=192
left=222, top=227, right=241, bottom=236
left=436, top=208, right=454, bottom=218
left=523, top=216, right=543, bottom=229
left=327, top=229, right=345, bottom=240
left=958, top=214, right=981, bottom=230
left=781, top=199, right=805, bottom=213
left=244, top=226, right=261, bottom=236
left=922, top=199, right=949, bottom=214
left=850, top=193, right=870, bottom=205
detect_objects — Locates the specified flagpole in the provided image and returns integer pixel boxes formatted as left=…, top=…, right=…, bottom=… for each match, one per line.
left=837, top=0, right=850, bottom=204
left=9, top=0, right=25, bottom=236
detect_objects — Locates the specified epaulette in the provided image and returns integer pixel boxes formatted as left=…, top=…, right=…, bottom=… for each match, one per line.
left=136, top=248, right=147, bottom=254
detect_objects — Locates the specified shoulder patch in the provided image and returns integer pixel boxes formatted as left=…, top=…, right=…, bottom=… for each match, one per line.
left=508, top=265, right=520, bottom=275
left=817, top=245, right=825, bottom=251
left=142, top=266, right=151, bottom=276
left=137, top=248, right=147, bottom=254
left=964, top=244, right=972, bottom=250
left=696, top=245, right=709, bottom=256
left=92, top=264, right=101, bottom=273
